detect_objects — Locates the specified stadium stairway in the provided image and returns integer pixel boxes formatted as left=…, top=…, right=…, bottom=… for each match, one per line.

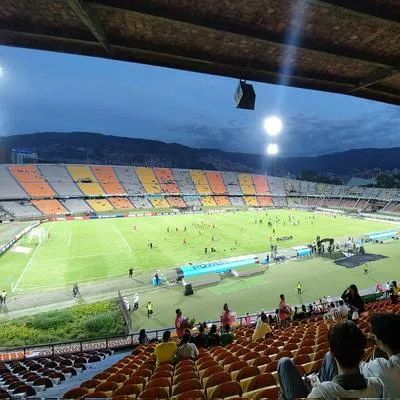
left=39, top=351, right=130, bottom=398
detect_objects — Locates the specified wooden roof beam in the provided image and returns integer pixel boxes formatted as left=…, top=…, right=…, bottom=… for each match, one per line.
left=88, top=0, right=398, bottom=68
left=66, top=0, right=113, bottom=55
left=348, top=67, right=400, bottom=93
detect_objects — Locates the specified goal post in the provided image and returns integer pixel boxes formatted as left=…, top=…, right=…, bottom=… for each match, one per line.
left=27, top=227, right=46, bottom=246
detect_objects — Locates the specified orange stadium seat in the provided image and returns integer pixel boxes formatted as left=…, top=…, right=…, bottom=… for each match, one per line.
left=238, top=174, right=256, bottom=195
left=9, top=165, right=55, bottom=197
left=166, top=196, right=186, bottom=207
left=214, top=196, right=231, bottom=206
left=154, top=168, right=181, bottom=194
left=190, top=170, right=212, bottom=194
left=135, top=167, right=161, bottom=194
left=32, top=199, right=68, bottom=215
left=206, top=171, right=227, bottom=194
left=149, top=197, right=170, bottom=208
left=252, top=175, right=271, bottom=195
left=91, top=166, right=126, bottom=195
left=108, top=197, right=134, bottom=210
left=257, top=196, right=273, bottom=206
left=243, top=196, right=259, bottom=206
left=67, top=165, right=105, bottom=195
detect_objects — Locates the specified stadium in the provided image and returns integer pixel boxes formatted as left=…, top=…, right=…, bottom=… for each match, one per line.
left=0, top=0, right=400, bottom=399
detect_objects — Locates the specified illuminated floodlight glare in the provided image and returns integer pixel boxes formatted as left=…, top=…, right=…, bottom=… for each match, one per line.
left=267, top=144, right=279, bottom=155
left=264, top=116, right=283, bottom=136
left=0, top=67, right=4, bottom=78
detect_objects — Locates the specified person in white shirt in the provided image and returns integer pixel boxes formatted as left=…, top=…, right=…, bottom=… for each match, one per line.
left=338, top=300, right=349, bottom=319
left=277, top=321, right=383, bottom=399
left=133, top=293, right=139, bottom=311
left=177, top=333, right=199, bottom=361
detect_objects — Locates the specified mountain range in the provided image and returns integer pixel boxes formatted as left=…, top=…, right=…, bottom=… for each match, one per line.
left=1, top=132, right=399, bottom=177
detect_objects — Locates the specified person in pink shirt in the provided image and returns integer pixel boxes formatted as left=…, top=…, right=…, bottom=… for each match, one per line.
left=279, top=294, right=290, bottom=329
left=221, top=303, right=233, bottom=327
left=244, top=312, right=252, bottom=326
left=175, top=309, right=186, bottom=337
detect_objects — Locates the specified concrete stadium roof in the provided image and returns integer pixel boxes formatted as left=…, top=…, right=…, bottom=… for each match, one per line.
left=1, top=0, right=400, bottom=105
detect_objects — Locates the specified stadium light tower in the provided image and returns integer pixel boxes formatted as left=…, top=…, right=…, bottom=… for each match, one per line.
left=266, top=144, right=279, bottom=176
left=264, top=116, right=283, bottom=136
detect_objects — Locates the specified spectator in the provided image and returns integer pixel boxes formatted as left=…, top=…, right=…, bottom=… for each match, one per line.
left=177, top=333, right=199, bottom=361
left=207, top=324, right=220, bottom=347
left=133, top=292, right=139, bottom=311
left=389, top=281, right=399, bottom=304
left=220, top=325, right=234, bottom=347
left=193, top=324, right=208, bottom=348
left=338, top=300, right=348, bottom=319
left=175, top=309, right=185, bottom=337
left=360, top=313, right=400, bottom=398
left=252, top=312, right=272, bottom=341
left=179, top=328, right=192, bottom=345
left=277, top=321, right=383, bottom=399
left=341, top=284, right=365, bottom=320
left=278, top=294, right=290, bottom=329
left=244, top=312, right=251, bottom=326
left=221, top=303, right=234, bottom=327
left=138, top=329, right=149, bottom=345
left=154, top=330, right=177, bottom=365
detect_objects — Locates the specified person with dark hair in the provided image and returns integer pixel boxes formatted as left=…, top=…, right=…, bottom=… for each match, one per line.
left=277, top=321, right=383, bottom=399
left=220, top=325, right=234, bottom=347
left=278, top=294, right=290, bottom=329
left=359, top=313, right=400, bottom=397
left=138, top=329, right=149, bottom=345
left=175, top=309, right=185, bottom=338
left=389, top=281, right=399, bottom=304
left=154, top=330, right=177, bottom=365
left=177, top=333, right=199, bottom=361
left=252, top=312, right=272, bottom=341
left=194, top=324, right=208, bottom=348
left=207, top=324, right=220, bottom=347
left=221, top=303, right=233, bottom=327
left=341, top=284, right=365, bottom=320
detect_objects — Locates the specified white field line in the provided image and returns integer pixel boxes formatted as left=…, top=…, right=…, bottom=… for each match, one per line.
left=13, top=225, right=53, bottom=292
left=112, top=223, right=133, bottom=251
left=68, top=232, right=72, bottom=247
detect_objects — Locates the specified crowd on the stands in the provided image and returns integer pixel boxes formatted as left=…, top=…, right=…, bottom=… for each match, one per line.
left=133, top=284, right=400, bottom=398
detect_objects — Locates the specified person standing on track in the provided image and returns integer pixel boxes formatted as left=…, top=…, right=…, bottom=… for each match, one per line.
left=147, top=301, right=153, bottom=318
left=133, top=292, right=139, bottom=311
left=129, top=267, right=133, bottom=278
left=297, top=281, right=302, bottom=295
left=364, top=264, right=368, bottom=275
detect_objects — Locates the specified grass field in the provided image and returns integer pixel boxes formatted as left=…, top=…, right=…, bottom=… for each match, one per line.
left=0, top=209, right=399, bottom=332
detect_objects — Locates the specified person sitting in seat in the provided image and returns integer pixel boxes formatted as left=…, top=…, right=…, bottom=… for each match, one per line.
left=177, top=333, right=199, bottom=361
left=277, top=320, right=383, bottom=399
left=207, top=324, right=220, bottom=347
left=193, top=324, right=208, bottom=348
left=154, top=330, right=177, bottom=366
left=252, top=312, right=272, bottom=341
left=220, top=325, right=234, bottom=347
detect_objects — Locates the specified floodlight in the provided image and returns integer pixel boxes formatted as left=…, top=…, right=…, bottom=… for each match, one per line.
left=264, top=116, right=283, bottom=136
left=266, top=144, right=279, bottom=155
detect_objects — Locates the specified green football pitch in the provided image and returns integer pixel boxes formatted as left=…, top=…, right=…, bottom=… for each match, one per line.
left=0, top=209, right=399, bottom=330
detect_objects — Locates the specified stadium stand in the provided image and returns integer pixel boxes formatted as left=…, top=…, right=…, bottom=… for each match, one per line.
left=9, top=165, right=55, bottom=198
left=221, top=172, right=243, bottom=195
left=154, top=168, right=181, bottom=194
left=340, top=199, right=357, bottom=209
left=257, top=197, right=273, bottom=207
left=252, top=175, right=270, bottom=195
left=355, top=199, right=368, bottom=210
left=114, top=167, right=145, bottom=195
left=316, top=184, right=331, bottom=196
left=287, top=197, right=301, bottom=206
left=272, top=197, right=287, bottom=207
left=67, top=166, right=105, bottom=196
left=0, top=165, right=28, bottom=200
left=243, top=196, right=259, bottom=207
left=284, top=179, right=301, bottom=195
left=149, top=198, right=170, bottom=208
left=166, top=197, right=187, bottom=208
left=63, top=199, right=92, bottom=214
left=379, top=189, right=396, bottom=201
left=190, top=171, right=212, bottom=194
left=206, top=172, right=227, bottom=195
left=108, top=197, right=135, bottom=210
left=267, top=177, right=285, bottom=197
left=172, top=169, right=198, bottom=195
left=322, top=198, right=340, bottom=208
left=229, top=196, right=245, bottom=207
left=39, top=165, right=83, bottom=197
left=32, top=200, right=68, bottom=215
left=183, top=196, right=202, bottom=207
left=238, top=174, right=256, bottom=195
left=86, top=199, right=114, bottom=212
left=299, top=181, right=309, bottom=196
left=135, top=167, right=162, bottom=194
left=130, top=197, right=153, bottom=209
left=201, top=196, right=217, bottom=207
left=91, top=166, right=126, bottom=195
left=308, top=197, right=323, bottom=207
left=0, top=201, right=42, bottom=218
left=214, top=196, right=231, bottom=206
left=363, top=187, right=381, bottom=199
left=307, top=182, right=317, bottom=196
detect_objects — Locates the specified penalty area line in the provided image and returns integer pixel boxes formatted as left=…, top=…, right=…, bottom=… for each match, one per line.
left=13, top=225, right=53, bottom=292
left=112, top=224, right=133, bottom=251
left=68, top=232, right=72, bottom=247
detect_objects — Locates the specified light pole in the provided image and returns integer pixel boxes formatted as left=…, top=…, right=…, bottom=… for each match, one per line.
left=264, top=116, right=283, bottom=177
left=266, top=144, right=279, bottom=175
